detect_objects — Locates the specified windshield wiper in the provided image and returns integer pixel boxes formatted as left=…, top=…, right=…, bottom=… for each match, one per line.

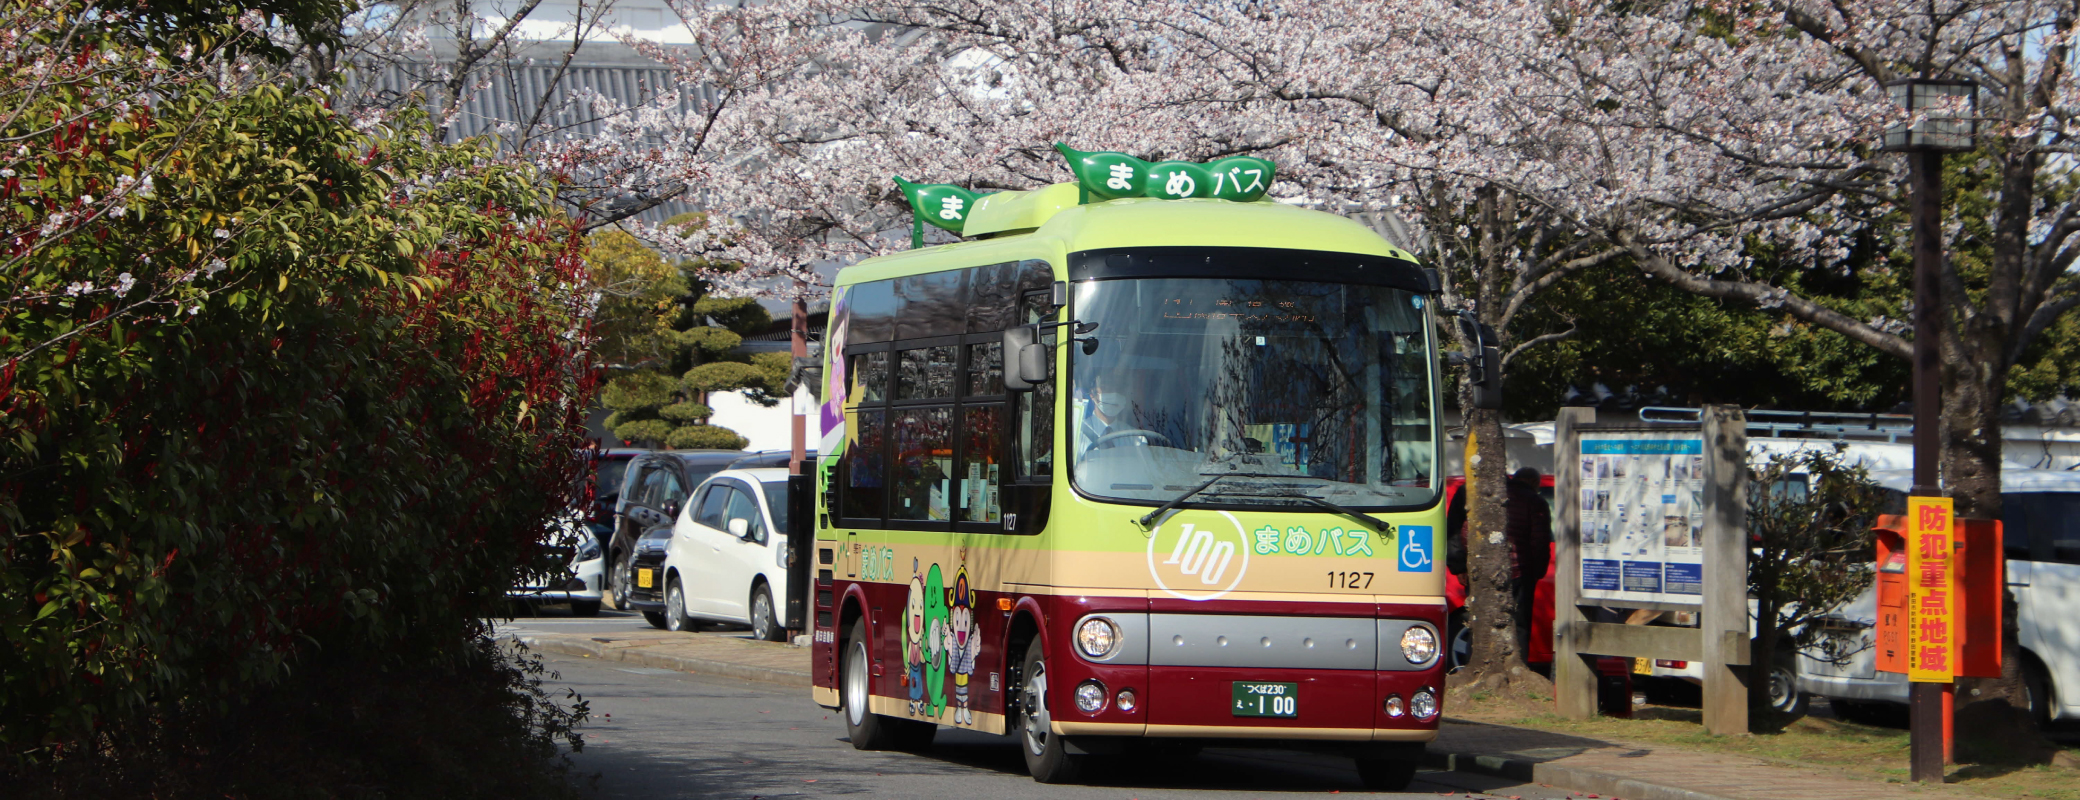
left=1133, top=471, right=1331, bottom=529
left=1293, top=495, right=1391, bottom=533
left=1136, top=473, right=1230, bottom=529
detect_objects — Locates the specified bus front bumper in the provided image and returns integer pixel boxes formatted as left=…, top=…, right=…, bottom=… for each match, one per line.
left=1046, top=606, right=1447, bottom=743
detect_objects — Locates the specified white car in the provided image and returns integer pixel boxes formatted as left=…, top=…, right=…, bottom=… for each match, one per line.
left=509, top=519, right=606, bottom=616
left=1798, top=468, right=2078, bottom=724
left=654, top=468, right=795, bottom=641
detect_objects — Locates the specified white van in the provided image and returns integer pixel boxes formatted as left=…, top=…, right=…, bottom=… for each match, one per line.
left=1798, top=468, right=2076, bottom=723
left=654, top=468, right=797, bottom=641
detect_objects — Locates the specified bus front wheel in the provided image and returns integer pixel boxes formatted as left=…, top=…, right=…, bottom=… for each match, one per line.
left=1016, top=637, right=1087, bottom=784
left=1355, top=745, right=1421, bottom=791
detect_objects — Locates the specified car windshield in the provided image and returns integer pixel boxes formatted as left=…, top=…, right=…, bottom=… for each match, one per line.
left=1070, top=276, right=1437, bottom=510
left=596, top=457, right=632, bottom=499
left=762, top=480, right=790, bottom=535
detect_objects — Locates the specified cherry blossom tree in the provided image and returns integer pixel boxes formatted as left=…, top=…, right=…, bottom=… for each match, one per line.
left=566, top=0, right=1607, bottom=699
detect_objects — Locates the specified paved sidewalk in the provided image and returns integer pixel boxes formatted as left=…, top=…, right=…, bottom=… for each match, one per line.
left=1429, top=721, right=1912, bottom=800
left=508, top=628, right=1915, bottom=800
left=511, top=628, right=813, bottom=687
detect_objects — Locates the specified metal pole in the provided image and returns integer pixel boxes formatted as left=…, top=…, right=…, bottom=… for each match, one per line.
left=1908, top=148, right=1945, bottom=783
left=790, top=283, right=809, bottom=477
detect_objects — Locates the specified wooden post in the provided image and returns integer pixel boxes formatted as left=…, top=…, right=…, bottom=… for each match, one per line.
left=1700, top=405, right=1750, bottom=735
left=1552, top=407, right=1598, bottom=719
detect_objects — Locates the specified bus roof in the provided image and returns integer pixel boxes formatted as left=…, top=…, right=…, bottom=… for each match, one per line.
left=838, top=184, right=1418, bottom=285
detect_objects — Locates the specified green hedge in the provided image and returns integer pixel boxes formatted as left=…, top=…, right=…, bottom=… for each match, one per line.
left=0, top=9, right=596, bottom=775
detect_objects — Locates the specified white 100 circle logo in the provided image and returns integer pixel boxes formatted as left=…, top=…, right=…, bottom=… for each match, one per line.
left=1166, top=525, right=1236, bottom=584
left=1146, top=512, right=1251, bottom=600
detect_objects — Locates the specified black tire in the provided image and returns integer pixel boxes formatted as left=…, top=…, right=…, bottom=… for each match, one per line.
left=1445, top=610, right=1471, bottom=671
left=842, top=619, right=934, bottom=750
left=1355, top=755, right=1420, bottom=791
left=751, top=584, right=785, bottom=642
left=643, top=610, right=667, bottom=629
left=1767, top=659, right=1808, bottom=718
left=609, top=552, right=633, bottom=610
left=569, top=599, right=601, bottom=617
left=2025, top=658, right=2056, bottom=726
left=665, top=578, right=691, bottom=632
left=1015, top=637, right=1086, bottom=784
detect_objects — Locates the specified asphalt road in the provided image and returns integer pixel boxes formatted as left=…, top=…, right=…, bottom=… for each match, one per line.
left=537, top=642, right=1574, bottom=800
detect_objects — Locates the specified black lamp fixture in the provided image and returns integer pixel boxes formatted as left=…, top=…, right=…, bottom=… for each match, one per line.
left=1880, top=77, right=1979, bottom=152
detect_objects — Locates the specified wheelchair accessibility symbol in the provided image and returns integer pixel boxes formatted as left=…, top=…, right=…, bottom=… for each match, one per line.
left=1398, top=525, right=1434, bottom=573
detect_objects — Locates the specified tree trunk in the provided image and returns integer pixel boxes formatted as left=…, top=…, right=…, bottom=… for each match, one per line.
left=1449, top=405, right=1547, bottom=700
left=1942, top=326, right=2054, bottom=761
left=1447, top=186, right=1550, bottom=703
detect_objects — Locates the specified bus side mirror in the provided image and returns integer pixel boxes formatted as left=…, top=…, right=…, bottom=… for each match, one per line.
left=1003, top=325, right=1050, bottom=391
left=1454, top=313, right=1503, bottom=410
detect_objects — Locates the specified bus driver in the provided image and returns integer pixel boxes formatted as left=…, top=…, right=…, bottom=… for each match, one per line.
left=1075, top=372, right=1147, bottom=460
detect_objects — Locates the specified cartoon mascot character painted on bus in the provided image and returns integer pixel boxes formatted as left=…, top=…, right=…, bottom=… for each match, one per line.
left=922, top=563, right=950, bottom=718
left=903, top=562, right=927, bottom=715
left=946, top=565, right=982, bottom=725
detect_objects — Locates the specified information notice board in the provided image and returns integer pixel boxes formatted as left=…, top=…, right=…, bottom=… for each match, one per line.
left=1576, top=433, right=1707, bottom=606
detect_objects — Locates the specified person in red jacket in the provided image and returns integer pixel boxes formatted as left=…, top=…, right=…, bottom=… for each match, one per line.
left=1505, top=468, right=1554, bottom=644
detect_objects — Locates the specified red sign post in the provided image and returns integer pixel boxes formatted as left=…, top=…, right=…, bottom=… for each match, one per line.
left=1874, top=508, right=2003, bottom=769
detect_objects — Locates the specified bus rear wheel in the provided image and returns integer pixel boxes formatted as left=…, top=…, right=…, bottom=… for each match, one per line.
left=842, top=619, right=933, bottom=750
left=1016, top=637, right=1087, bottom=784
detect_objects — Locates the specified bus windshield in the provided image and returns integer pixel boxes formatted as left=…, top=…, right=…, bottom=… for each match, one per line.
left=1070, top=276, right=1437, bottom=511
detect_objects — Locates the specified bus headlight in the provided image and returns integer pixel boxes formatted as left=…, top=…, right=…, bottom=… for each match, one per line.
left=1076, top=617, right=1121, bottom=660
left=1075, top=680, right=1108, bottom=713
left=1401, top=625, right=1438, bottom=665
left=1411, top=689, right=1439, bottom=720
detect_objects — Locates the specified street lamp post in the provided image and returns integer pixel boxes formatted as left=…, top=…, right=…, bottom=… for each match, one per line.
left=1880, top=76, right=1977, bottom=784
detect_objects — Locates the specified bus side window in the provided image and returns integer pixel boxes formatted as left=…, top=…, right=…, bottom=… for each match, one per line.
left=839, top=346, right=890, bottom=523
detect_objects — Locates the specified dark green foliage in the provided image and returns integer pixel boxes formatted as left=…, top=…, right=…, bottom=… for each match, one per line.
left=1504, top=259, right=1912, bottom=418
left=1746, top=446, right=1887, bottom=730
left=1, top=11, right=594, bottom=790
left=598, top=243, right=788, bottom=449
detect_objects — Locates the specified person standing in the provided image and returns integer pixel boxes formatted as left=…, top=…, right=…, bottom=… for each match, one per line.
left=1504, top=467, right=1554, bottom=643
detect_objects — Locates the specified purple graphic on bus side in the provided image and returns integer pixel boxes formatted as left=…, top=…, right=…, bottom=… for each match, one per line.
left=821, top=285, right=849, bottom=437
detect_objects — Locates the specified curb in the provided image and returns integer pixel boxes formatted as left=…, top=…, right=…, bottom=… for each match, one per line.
left=1425, top=750, right=1738, bottom=800
left=512, top=634, right=815, bottom=688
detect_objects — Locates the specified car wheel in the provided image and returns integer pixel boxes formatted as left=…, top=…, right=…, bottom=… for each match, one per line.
left=570, top=600, right=601, bottom=618
left=666, top=579, right=690, bottom=633
left=751, top=584, right=784, bottom=642
left=1016, top=637, right=1086, bottom=784
left=2025, top=658, right=2055, bottom=725
left=1446, top=610, right=1471, bottom=671
left=1355, top=750, right=1421, bottom=791
left=609, top=552, right=633, bottom=610
left=842, top=619, right=932, bottom=750
left=1767, top=658, right=1808, bottom=718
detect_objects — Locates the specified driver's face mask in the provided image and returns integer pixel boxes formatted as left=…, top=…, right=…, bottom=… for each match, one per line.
left=1095, top=391, right=1125, bottom=417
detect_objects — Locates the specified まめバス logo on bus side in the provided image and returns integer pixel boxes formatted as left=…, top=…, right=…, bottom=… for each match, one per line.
left=1146, top=512, right=1251, bottom=600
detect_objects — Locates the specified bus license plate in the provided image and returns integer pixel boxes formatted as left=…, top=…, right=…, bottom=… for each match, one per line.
left=636, top=568, right=655, bottom=589
left=1231, top=682, right=1298, bottom=718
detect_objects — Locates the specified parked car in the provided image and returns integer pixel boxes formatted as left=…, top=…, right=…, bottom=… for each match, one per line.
left=1798, top=468, right=2079, bottom=724
left=606, top=450, right=743, bottom=609
left=508, top=448, right=636, bottom=615
left=726, top=449, right=817, bottom=470
left=589, top=448, right=647, bottom=531
left=508, top=519, right=606, bottom=616
left=629, top=468, right=795, bottom=641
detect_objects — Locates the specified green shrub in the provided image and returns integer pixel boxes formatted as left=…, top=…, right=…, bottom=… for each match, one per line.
left=0, top=4, right=596, bottom=784
left=667, top=425, right=750, bottom=450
